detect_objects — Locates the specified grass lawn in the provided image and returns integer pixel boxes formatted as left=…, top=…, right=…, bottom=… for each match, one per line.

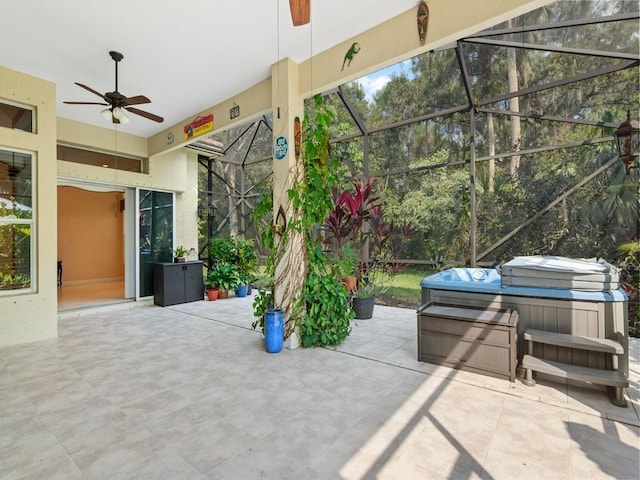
left=376, top=267, right=436, bottom=308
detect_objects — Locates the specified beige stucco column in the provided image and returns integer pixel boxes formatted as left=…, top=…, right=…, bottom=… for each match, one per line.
left=271, top=58, right=306, bottom=349
left=0, top=67, right=58, bottom=347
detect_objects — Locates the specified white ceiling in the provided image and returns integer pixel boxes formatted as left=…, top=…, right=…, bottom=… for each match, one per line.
left=1, top=0, right=419, bottom=138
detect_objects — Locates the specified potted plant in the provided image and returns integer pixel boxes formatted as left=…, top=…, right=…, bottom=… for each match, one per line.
left=234, top=237, right=258, bottom=295
left=173, top=245, right=190, bottom=263
left=325, top=177, right=409, bottom=319
left=235, top=272, right=252, bottom=297
left=207, top=263, right=241, bottom=299
left=204, top=272, right=219, bottom=301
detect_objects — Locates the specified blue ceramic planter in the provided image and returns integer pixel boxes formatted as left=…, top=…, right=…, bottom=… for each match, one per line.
left=264, top=309, right=284, bottom=353
left=235, top=284, right=249, bottom=297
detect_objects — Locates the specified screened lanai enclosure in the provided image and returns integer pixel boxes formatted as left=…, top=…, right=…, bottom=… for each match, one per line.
left=195, top=0, right=639, bottom=273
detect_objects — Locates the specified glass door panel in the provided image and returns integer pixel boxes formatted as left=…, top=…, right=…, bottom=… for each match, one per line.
left=138, top=189, right=173, bottom=297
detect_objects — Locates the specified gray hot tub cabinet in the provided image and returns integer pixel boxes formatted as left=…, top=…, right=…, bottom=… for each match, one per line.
left=417, top=303, right=519, bottom=381
left=420, top=267, right=628, bottom=376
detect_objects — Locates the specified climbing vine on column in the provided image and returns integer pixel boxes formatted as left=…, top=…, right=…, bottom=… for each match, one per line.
left=253, top=94, right=353, bottom=346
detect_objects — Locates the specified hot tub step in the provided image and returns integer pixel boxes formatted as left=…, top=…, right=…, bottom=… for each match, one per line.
left=523, top=329, right=623, bottom=355
left=521, top=355, right=628, bottom=407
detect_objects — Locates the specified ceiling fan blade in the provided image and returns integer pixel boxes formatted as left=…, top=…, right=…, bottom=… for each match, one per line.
left=63, top=101, right=109, bottom=105
left=289, top=0, right=310, bottom=26
left=74, top=82, right=110, bottom=102
left=122, top=95, right=151, bottom=106
left=126, top=107, right=164, bottom=123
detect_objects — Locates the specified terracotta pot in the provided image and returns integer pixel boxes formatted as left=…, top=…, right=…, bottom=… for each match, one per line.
left=206, top=289, right=219, bottom=301
left=341, top=276, right=357, bottom=293
left=218, top=289, right=229, bottom=299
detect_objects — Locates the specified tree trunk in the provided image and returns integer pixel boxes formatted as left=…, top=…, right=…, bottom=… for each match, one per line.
left=216, top=160, right=239, bottom=236
left=507, top=18, right=521, bottom=183
left=487, top=112, right=495, bottom=193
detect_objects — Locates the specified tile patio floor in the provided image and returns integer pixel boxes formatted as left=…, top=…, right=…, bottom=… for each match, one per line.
left=1, top=294, right=638, bottom=479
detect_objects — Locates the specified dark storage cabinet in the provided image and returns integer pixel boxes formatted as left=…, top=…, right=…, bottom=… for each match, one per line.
left=417, top=302, right=519, bottom=381
left=154, top=261, right=204, bottom=306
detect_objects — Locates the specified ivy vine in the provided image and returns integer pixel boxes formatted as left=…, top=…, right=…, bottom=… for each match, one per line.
left=252, top=94, right=353, bottom=347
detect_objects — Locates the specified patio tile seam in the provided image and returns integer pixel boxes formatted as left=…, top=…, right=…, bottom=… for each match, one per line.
left=321, top=346, right=640, bottom=427
left=165, top=306, right=261, bottom=333
left=70, top=304, right=640, bottom=429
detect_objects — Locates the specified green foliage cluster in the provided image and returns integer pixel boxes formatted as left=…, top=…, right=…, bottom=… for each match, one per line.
left=293, top=95, right=354, bottom=346
left=0, top=198, right=32, bottom=290
left=209, top=3, right=637, bottom=318
left=252, top=95, right=353, bottom=346
left=324, top=1, right=639, bottom=266
left=301, top=266, right=352, bottom=347
left=251, top=184, right=277, bottom=331
left=206, top=263, right=241, bottom=291
left=618, top=240, right=640, bottom=331
left=207, top=236, right=257, bottom=290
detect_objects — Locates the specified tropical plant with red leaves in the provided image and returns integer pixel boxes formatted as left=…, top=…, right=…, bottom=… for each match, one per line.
left=325, top=176, right=411, bottom=297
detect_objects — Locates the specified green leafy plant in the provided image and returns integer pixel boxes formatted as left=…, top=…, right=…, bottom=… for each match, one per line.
left=206, top=263, right=241, bottom=292
left=234, top=237, right=258, bottom=284
left=209, top=236, right=237, bottom=265
left=293, top=94, right=353, bottom=346
left=325, top=176, right=412, bottom=299
left=300, top=267, right=353, bottom=347
left=251, top=94, right=353, bottom=346
left=618, top=240, right=640, bottom=334
left=173, top=245, right=189, bottom=258
left=251, top=286, right=273, bottom=331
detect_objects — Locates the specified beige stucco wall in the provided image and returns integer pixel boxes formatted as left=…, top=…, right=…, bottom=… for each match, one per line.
left=0, top=69, right=200, bottom=347
left=0, top=66, right=58, bottom=346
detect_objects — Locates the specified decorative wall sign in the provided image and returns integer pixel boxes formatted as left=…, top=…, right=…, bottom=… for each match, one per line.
left=294, top=117, right=301, bottom=162
left=417, top=2, right=429, bottom=45
left=183, top=114, right=214, bottom=140
left=230, top=104, right=240, bottom=119
left=274, top=135, right=288, bottom=160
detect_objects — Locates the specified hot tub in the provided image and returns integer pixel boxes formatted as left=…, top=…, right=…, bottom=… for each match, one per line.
left=420, top=267, right=629, bottom=375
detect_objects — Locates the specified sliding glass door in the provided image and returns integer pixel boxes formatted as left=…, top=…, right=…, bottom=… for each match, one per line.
left=138, top=189, right=173, bottom=298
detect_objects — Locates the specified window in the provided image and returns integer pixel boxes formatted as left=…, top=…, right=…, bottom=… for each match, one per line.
left=0, top=99, right=34, bottom=133
left=57, top=144, right=144, bottom=173
left=0, top=149, right=34, bottom=293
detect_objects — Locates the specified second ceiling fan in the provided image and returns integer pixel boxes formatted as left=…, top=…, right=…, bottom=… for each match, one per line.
left=64, top=50, right=164, bottom=124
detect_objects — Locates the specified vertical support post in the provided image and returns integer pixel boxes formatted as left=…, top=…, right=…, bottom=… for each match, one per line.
left=207, top=157, right=214, bottom=241
left=469, top=109, right=477, bottom=267
left=271, top=58, right=306, bottom=349
left=240, top=163, right=246, bottom=235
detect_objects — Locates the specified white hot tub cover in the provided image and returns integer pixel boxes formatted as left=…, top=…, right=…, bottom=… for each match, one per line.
left=499, top=256, right=620, bottom=291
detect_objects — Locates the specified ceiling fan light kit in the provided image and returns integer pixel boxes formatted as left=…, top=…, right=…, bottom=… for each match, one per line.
left=64, top=50, right=164, bottom=125
left=112, top=106, right=129, bottom=123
